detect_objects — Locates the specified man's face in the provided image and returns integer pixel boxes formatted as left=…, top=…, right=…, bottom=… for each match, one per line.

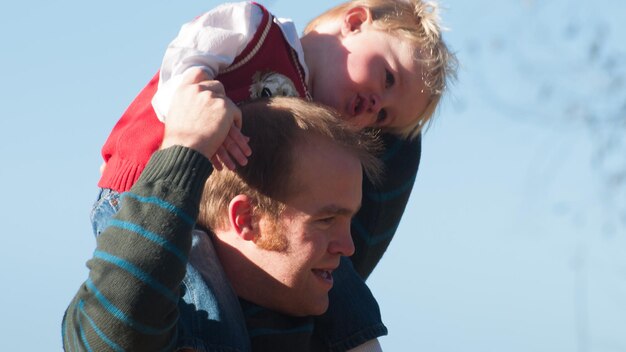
left=253, top=136, right=362, bottom=316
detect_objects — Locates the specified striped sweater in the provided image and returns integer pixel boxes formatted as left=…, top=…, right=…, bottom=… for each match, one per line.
left=350, top=133, right=421, bottom=279
left=63, top=146, right=349, bottom=351
left=63, top=134, right=419, bottom=350
left=63, top=146, right=213, bottom=351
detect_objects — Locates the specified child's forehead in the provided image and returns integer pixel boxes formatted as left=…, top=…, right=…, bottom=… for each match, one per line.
left=368, top=25, right=421, bottom=49
left=372, top=28, right=422, bottom=63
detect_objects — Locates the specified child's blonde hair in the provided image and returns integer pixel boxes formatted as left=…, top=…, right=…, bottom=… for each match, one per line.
left=305, top=0, right=458, bottom=139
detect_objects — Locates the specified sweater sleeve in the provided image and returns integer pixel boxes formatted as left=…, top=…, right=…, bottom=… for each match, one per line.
left=350, top=133, right=422, bottom=279
left=63, top=146, right=213, bottom=351
left=152, top=2, right=264, bottom=121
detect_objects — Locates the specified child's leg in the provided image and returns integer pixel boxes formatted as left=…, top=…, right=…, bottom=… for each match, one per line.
left=176, top=231, right=251, bottom=351
left=90, top=188, right=121, bottom=237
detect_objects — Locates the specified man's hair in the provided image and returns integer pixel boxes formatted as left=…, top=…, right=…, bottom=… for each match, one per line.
left=198, top=96, right=382, bottom=231
left=304, top=0, right=459, bottom=139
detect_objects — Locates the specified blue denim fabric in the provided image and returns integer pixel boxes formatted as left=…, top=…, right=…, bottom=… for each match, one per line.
left=90, top=188, right=121, bottom=237
left=89, top=188, right=385, bottom=351
left=176, top=231, right=251, bottom=352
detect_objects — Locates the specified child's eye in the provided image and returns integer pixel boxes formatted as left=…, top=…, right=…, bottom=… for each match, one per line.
left=385, top=70, right=395, bottom=88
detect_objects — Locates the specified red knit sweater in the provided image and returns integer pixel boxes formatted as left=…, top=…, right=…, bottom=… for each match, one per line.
left=99, top=4, right=309, bottom=192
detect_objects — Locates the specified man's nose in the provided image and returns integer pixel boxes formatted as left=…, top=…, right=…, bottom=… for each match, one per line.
left=329, top=224, right=355, bottom=257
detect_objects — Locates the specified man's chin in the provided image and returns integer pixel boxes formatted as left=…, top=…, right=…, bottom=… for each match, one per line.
left=308, top=299, right=330, bottom=316
left=281, top=297, right=329, bottom=317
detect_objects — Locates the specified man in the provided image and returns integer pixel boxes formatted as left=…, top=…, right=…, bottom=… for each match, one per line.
left=63, top=70, right=383, bottom=351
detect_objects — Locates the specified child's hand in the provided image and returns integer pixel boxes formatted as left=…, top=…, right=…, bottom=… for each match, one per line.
left=161, top=68, right=250, bottom=165
left=210, top=124, right=251, bottom=171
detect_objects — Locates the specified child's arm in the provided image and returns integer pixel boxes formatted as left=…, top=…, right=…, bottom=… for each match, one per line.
left=350, top=134, right=422, bottom=278
left=152, top=2, right=262, bottom=170
left=152, top=2, right=265, bottom=121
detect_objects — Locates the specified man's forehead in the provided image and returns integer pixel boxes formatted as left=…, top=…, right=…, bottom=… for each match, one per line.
left=284, top=136, right=363, bottom=213
left=291, top=134, right=362, bottom=177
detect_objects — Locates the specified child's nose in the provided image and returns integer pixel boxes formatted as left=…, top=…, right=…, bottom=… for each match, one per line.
left=366, top=94, right=381, bottom=114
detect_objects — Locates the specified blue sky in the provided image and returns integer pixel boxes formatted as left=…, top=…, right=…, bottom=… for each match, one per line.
left=1, top=0, right=624, bottom=351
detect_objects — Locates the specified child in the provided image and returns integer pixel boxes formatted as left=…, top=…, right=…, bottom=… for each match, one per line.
left=93, top=0, right=457, bottom=350
left=95, top=0, right=456, bottom=271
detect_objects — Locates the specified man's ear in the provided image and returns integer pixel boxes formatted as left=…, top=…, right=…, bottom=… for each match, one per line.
left=228, top=195, right=256, bottom=241
left=341, top=6, right=371, bottom=36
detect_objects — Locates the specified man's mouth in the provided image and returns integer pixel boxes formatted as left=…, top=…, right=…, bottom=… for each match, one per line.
left=312, top=269, right=334, bottom=286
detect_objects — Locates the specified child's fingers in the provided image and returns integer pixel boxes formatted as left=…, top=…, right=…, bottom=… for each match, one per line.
left=210, top=155, right=223, bottom=171
left=228, top=125, right=252, bottom=156
left=222, top=135, right=249, bottom=167
left=215, top=146, right=237, bottom=171
left=231, top=104, right=243, bottom=130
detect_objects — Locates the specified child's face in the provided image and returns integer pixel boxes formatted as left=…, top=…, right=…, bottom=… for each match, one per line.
left=309, top=13, right=430, bottom=133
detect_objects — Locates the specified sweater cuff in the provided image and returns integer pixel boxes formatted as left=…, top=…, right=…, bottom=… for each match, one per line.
left=137, top=146, right=214, bottom=198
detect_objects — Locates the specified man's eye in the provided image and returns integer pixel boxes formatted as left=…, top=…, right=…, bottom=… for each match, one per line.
left=385, top=70, right=395, bottom=88
left=317, top=217, right=335, bottom=226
